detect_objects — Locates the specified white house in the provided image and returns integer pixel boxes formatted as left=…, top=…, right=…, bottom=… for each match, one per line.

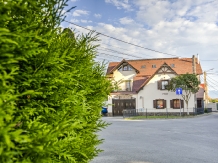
left=106, top=57, right=203, bottom=116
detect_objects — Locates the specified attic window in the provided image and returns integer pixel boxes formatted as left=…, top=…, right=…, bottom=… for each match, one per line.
left=141, top=65, right=146, bottom=69
left=119, top=64, right=133, bottom=71
left=152, top=64, right=156, bottom=68
left=171, top=64, right=175, bottom=68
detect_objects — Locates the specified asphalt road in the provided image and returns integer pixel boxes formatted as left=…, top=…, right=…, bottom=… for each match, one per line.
left=91, top=113, right=218, bottom=163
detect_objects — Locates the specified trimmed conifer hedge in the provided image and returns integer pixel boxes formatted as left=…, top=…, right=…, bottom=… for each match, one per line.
left=0, top=0, right=111, bottom=162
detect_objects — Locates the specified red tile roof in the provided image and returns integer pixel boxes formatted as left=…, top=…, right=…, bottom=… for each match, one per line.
left=199, top=83, right=205, bottom=89
left=132, top=76, right=149, bottom=92
left=107, top=58, right=203, bottom=93
left=107, top=58, right=202, bottom=75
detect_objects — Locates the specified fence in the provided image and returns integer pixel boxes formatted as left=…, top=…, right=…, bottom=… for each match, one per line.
left=122, top=108, right=209, bottom=118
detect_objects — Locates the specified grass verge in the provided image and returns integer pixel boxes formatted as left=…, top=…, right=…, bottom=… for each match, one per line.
left=125, top=115, right=195, bottom=120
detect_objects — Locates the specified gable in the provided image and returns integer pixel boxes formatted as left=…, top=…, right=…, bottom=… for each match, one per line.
left=108, top=59, right=139, bottom=74
left=156, top=63, right=177, bottom=75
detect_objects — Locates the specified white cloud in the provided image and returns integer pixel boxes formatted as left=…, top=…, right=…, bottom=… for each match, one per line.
left=119, top=17, right=134, bottom=25
left=80, top=19, right=92, bottom=23
left=94, top=14, right=102, bottom=18
left=105, top=0, right=132, bottom=10
left=71, top=0, right=78, bottom=2
left=72, top=10, right=89, bottom=17
left=64, top=0, right=218, bottom=97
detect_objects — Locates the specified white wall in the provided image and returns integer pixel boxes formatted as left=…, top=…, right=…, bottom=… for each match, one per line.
left=113, top=69, right=136, bottom=91
left=137, top=73, right=195, bottom=111
left=107, top=71, right=196, bottom=115
left=207, top=103, right=218, bottom=111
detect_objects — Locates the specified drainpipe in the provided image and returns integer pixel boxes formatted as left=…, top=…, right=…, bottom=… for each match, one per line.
left=140, top=96, right=144, bottom=109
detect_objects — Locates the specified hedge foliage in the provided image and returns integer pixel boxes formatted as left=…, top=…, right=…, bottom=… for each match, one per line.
left=0, top=0, right=111, bottom=162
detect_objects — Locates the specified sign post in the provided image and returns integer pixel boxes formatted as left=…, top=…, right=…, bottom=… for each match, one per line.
left=176, top=88, right=183, bottom=116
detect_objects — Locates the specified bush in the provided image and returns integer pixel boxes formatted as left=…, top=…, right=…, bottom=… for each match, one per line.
left=204, top=108, right=208, bottom=113
left=0, top=0, right=111, bottom=162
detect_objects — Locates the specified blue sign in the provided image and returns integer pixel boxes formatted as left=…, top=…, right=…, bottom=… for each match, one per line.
left=176, top=88, right=183, bottom=95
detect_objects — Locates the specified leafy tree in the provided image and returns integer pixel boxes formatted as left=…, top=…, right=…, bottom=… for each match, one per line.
left=0, top=0, right=111, bottom=162
left=167, top=73, right=200, bottom=115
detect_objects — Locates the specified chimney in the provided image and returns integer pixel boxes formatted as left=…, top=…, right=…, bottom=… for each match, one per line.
left=197, top=54, right=200, bottom=64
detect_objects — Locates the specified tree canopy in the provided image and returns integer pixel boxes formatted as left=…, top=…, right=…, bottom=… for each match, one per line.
left=167, top=73, right=200, bottom=114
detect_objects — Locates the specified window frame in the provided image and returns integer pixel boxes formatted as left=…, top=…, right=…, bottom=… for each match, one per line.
left=123, top=65, right=128, bottom=71
left=158, top=80, right=169, bottom=90
left=125, top=80, right=131, bottom=91
left=170, top=99, right=184, bottom=109
left=170, top=64, right=175, bottom=68
left=119, top=64, right=134, bottom=71
left=153, top=99, right=166, bottom=109
left=152, top=64, right=156, bottom=68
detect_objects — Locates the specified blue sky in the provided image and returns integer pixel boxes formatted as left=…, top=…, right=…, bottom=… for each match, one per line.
left=62, top=0, right=218, bottom=98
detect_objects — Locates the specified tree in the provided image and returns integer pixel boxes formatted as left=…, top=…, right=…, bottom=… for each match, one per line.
left=209, top=98, right=218, bottom=103
left=167, top=73, right=200, bottom=115
left=0, top=0, right=111, bottom=162
left=110, top=78, right=124, bottom=92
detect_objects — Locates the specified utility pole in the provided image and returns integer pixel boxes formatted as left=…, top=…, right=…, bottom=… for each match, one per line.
left=192, top=55, right=196, bottom=74
left=192, top=55, right=197, bottom=109
left=204, top=71, right=208, bottom=108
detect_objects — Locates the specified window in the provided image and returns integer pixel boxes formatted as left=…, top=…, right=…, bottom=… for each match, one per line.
left=123, top=65, right=128, bottom=71
left=141, top=65, right=146, bottom=69
left=128, top=66, right=133, bottom=71
left=152, top=64, right=156, bottom=68
left=158, top=80, right=169, bottom=90
left=153, top=99, right=166, bottom=109
left=119, top=64, right=133, bottom=71
left=161, top=80, right=169, bottom=90
left=125, top=80, right=131, bottom=91
left=171, top=64, right=175, bottom=68
left=170, top=99, right=184, bottom=109
left=197, top=100, right=202, bottom=108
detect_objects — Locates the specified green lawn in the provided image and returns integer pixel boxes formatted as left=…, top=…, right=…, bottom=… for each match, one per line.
left=125, top=115, right=195, bottom=120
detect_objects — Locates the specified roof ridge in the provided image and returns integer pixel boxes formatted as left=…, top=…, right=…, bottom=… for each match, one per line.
left=126, top=57, right=190, bottom=61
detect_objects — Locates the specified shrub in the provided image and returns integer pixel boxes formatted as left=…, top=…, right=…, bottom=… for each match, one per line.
left=0, top=0, right=111, bottom=162
left=204, top=108, right=208, bottom=113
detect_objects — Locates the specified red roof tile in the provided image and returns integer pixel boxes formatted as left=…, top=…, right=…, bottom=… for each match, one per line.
left=132, top=76, right=149, bottom=92
left=107, top=58, right=202, bottom=75
left=107, top=57, right=203, bottom=92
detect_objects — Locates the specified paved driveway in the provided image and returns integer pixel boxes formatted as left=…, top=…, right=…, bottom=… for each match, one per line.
left=91, top=113, right=218, bottom=163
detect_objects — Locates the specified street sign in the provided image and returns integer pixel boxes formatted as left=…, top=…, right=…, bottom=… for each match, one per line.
left=176, top=88, right=182, bottom=95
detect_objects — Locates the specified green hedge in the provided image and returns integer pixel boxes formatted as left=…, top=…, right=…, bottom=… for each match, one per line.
left=0, top=0, right=111, bottom=162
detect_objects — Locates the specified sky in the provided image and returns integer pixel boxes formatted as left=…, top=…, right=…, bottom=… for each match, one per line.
left=62, top=0, right=218, bottom=98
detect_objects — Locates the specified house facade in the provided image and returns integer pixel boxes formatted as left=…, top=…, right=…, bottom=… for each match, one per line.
left=106, top=57, right=203, bottom=116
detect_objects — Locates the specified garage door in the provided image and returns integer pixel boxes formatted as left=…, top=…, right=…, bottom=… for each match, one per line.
left=112, top=99, right=136, bottom=116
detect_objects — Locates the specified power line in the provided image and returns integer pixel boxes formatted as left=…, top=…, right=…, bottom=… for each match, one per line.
left=74, top=29, right=153, bottom=58
left=100, top=42, right=154, bottom=58
left=64, top=20, right=181, bottom=57
left=207, top=79, right=218, bottom=88
left=200, top=76, right=218, bottom=96
left=97, top=47, right=143, bottom=59
left=95, top=56, right=117, bottom=62
left=207, top=83, right=218, bottom=92
left=97, top=52, right=131, bottom=60
left=207, top=75, right=218, bottom=86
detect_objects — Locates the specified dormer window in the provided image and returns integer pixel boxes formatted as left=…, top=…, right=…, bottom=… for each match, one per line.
left=123, top=65, right=128, bottom=71
left=152, top=64, right=156, bottom=68
left=119, top=64, right=133, bottom=71
left=171, top=64, right=175, bottom=68
left=141, top=65, right=146, bottom=69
